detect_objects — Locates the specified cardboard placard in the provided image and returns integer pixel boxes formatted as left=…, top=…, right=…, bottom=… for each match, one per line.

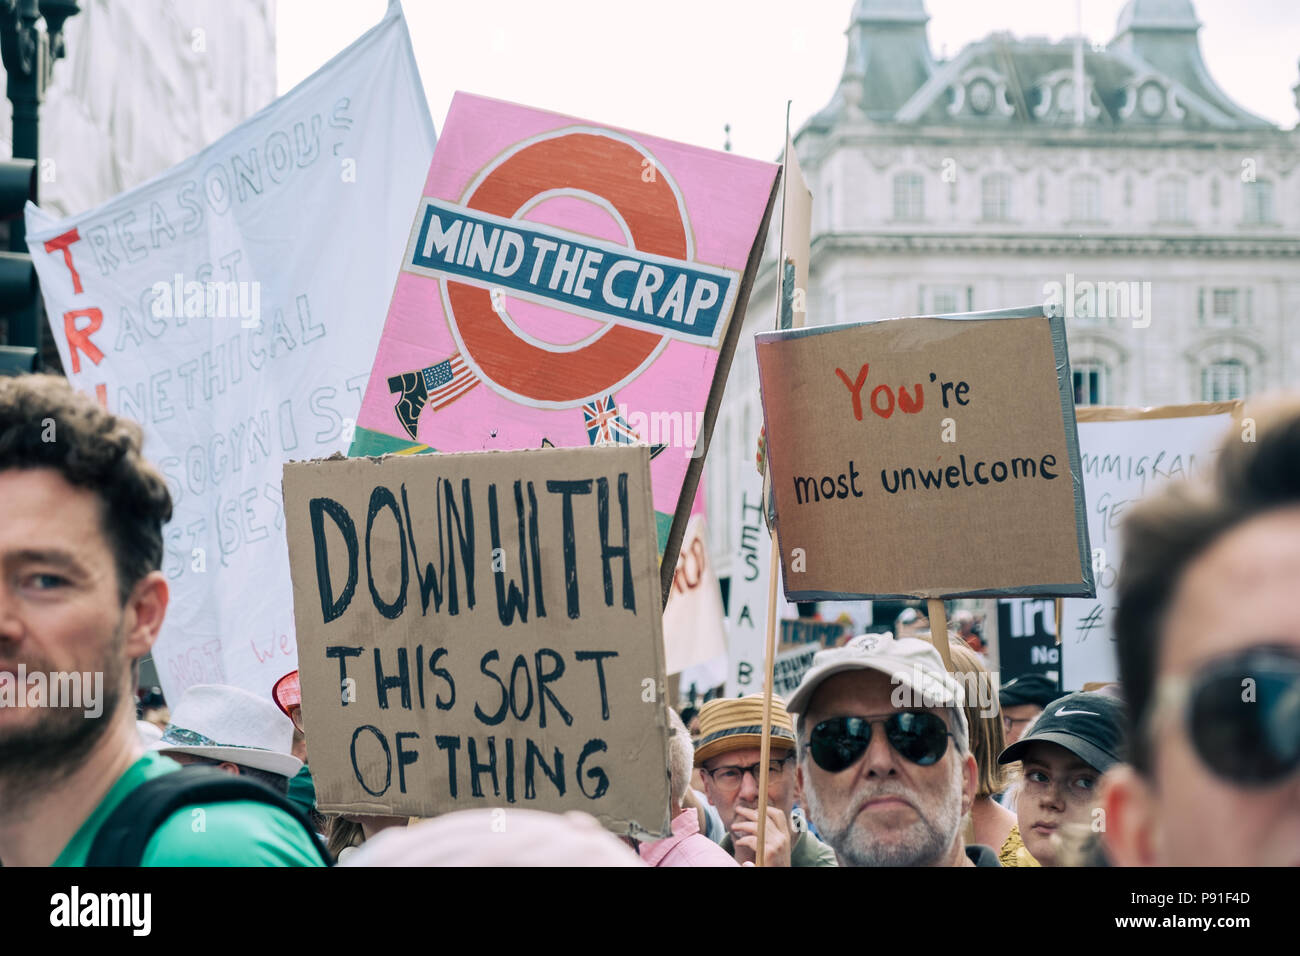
left=283, top=444, right=671, bottom=837
left=347, top=92, right=780, bottom=603
left=755, top=308, right=1093, bottom=601
left=1060, top=402, right=1240, bottom=688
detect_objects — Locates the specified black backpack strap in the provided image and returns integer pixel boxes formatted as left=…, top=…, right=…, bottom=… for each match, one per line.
left=86, top=765, right=333, bottom=867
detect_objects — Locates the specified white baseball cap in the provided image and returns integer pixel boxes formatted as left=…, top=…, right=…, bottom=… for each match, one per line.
left=787, top=634, right=969, bottom=748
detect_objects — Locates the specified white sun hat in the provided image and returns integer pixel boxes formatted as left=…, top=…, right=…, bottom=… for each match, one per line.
left=152, top=683, right=302, bottom=779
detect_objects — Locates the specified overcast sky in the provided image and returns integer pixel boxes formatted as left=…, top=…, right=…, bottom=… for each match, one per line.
left=277, top=0, right=1299, bottom=159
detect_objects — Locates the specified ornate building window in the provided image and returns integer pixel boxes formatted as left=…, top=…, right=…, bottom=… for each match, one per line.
left=1156, top=176, right=1189, bottom=223
left=1242, top=179, right=1275, bottom=224
left=981, top=173, right=1011, bottom=221
left=1201, top=360, right=1248, bottom=401
left=1198, top=287, right=1251, bottom=326
left=1070, top=175, right=1102, bottom=222
left=1073, top=360, right=1109, bottom=406
left=893, top=172, right=925, bottom=221
left=920, top=285, right=965, bottom=315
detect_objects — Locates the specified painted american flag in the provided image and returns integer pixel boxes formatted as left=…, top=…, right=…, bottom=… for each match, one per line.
left=422, top=354, right=477, bottom=410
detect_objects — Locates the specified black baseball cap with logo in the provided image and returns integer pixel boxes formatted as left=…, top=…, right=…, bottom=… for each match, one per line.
left=997, top=691, right=1127, bottom=773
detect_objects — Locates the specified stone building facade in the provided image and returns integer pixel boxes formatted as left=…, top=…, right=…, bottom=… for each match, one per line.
left=709, top=0, right=1299, bottom=575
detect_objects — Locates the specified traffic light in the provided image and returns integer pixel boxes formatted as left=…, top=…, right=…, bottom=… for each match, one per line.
left=0, top=344, right=37, bottom=375
left=0, top=158, right=38, bottom=350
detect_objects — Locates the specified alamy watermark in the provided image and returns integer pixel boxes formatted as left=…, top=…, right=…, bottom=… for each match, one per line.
left=150, top=274, right=261, bottom=328
left=0, top=666, right=103, bottom=718
left=608, top=403, right=705, bottom=458
left=1043, top=273, right=1151, bottom=329
left=890, top=666, right=999, bottom=719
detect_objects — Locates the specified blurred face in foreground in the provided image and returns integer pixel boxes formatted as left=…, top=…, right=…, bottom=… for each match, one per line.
left=797, top=670, right=976, bottom=866
left=1103, top=508, right=1300, bottom=866
left=1016, top=741, right=1100, bottom=866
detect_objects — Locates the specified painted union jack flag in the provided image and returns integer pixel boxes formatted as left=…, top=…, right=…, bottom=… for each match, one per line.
left=582, top=395, right=640, bottom=446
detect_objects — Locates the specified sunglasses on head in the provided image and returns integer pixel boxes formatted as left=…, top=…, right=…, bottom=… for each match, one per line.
left=1157, top=647, right=1300, bottom=787
left=807, top=712, right=952, bottom=773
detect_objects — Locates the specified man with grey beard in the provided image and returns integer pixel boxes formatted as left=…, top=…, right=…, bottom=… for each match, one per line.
left=789, top=634, right=999, bottom=866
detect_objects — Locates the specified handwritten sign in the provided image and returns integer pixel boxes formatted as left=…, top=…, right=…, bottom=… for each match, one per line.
left=349, top=92, right=779, bottom=600
left=24, top=6, right=436, bottom=705
left=754, top=310, right=1093, bottom=601
left=772, top=645, right=819, bottom=698
left=282, top=444, right=670, bottom=836
left=1061, top=403, right=1239, bottom=688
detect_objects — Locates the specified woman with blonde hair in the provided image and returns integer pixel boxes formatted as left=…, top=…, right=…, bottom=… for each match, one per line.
left=947, top=638, right=1018, bottom=857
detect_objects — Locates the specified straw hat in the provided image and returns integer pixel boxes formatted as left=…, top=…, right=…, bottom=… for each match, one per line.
left=693, top=693, right=797, bottom=766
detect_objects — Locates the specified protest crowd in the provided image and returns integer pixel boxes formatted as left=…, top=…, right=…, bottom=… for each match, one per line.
left=1, top=372, right=1296, bottom=868
left=0, top=5, right=1296, bottom=889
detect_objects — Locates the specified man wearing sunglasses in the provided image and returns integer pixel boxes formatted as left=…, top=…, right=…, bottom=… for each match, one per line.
left=789, top=634, right=997, bottom=866
left=694, top=694, right=837, bottom=867
left=1101, top=397, right=1300, bottom=867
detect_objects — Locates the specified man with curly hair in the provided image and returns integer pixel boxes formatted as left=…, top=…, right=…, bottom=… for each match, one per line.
left=0, top=375, right=325, bottom=866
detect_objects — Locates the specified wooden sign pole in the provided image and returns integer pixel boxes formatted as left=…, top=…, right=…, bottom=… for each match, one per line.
left=754, top=532, right=781, bottom=866
left=926, top=598, right=954, bottom=672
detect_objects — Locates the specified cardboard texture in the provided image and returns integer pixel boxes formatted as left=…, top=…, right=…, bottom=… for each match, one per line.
left=1061, top=401, right=1241, bottom=688
left=346, top=91, right=780, bottom=605
left=282, top=444, right=671, bottom=837
left=755, top=309, right=1093, bottom=600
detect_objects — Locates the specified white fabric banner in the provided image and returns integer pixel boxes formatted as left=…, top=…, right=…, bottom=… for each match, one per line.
left=1061, top=411, right=1235, bottom=688
left=724, top=472, right=779, bottom=698
left=664, top=515, right=728, bottom=685
left=25, top=3, right=436, bottom=706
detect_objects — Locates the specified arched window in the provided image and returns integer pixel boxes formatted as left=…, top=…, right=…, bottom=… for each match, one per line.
left=1242, top=179, right=1274, bottom=224
left=893, top=172, right=924, bottom=221
left=1073, top=360, right=1110, bottom=406
left=981, top=173, right=1012, bottom=221
left=1202, top=360, right=1248, bottom=401
left=1070, top=175, right=1101, bottom=221
left=1156, top=177, right=1189, bottom=223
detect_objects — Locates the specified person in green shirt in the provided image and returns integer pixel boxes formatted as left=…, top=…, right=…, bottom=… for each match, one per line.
left=0, top=374, right=323, bottom=867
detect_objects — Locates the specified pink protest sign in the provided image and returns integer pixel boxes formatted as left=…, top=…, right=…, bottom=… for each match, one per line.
left=351, top=92, right=778, bottom=593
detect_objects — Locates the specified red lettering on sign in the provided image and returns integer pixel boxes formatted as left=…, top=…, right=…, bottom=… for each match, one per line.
left=43, top=228, right=84, bottom=294
left=63, top=307, right=104, bottom=373
left=835, top=364, right=869, bottom=421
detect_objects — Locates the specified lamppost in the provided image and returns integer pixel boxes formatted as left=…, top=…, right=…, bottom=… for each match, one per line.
left=0, top=0, right=78, bottom=355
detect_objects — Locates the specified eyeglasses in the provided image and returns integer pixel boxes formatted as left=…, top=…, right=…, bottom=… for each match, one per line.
left=807, top=713, right=952, bottom=773
left=1002, top=715, right=1036, bottom=734
left=702, top=754, right=794, bottom=794
left=1154, top=647, right=1300, bottom=787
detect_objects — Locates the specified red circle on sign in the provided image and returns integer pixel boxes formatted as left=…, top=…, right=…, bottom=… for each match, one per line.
left=445, top=132, right=688, bottom=404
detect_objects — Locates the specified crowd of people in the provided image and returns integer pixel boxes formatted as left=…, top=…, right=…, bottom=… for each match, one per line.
left=0, top=372, right=1296, bottom=867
